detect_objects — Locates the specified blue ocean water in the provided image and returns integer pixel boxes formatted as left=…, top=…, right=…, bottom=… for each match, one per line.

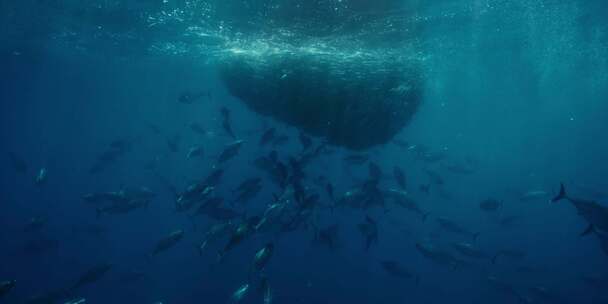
left=1, top=1, right=608, bottom=303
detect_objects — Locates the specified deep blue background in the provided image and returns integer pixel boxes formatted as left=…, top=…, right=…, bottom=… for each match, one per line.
left=1, top=0, right=608, bottom=303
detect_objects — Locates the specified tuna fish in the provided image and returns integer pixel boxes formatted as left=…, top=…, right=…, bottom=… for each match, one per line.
left=71, top=262, right=112, bottom=291
left=151, top=230, right=184, bottom=256
left=436, top=217, right=479, bottom=241
left=0, top=280, right=16, bottom=298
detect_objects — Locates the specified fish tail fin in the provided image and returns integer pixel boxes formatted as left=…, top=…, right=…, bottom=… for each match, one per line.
left=552, top=183, right=568, bottom=203
left=473, top=232, right=480, bottom=242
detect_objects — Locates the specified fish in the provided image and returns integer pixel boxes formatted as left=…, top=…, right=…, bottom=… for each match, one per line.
left=96, top=199, right=149, bottom=218
left=479, top=198, right=502, bottom=212
left=221, top=107, right=236, bottom=139
left=193, top=197, right=225, bottom=216
left=451, top=242, right=489, bottom=259
left=176, top=184, right=214, bottom=211
left=234, top=184, right=262, bottom=204
left=8, top=152, right=27, bottom=173
left=260, top=276, right=273, bottom=304
left=272, top=161, right=289, bottom=189
left=492, top=249, right=526, bottom=264
left=64, top=298, right=86, bottom=304
left=218, top=140, right=244, bottom=163
left=416, top=242, right=467, bottom=269
left=253, top=154, right=287, bottom=188
left=233, top=178, right=262, bottom=204
left=552, top=183, right=608, bottom=237
left=152, top=230, right=184, bottom=256
left=416, top=150, right=447, bottom=163
left=357, top=216, right=378, bottom=251
left=393, top=166, right=407, bottom=190
left=178, top=91, right=210, bottom=104
left=436, top=187, right=454, bottom=201
left=339, top=179, right=386, bottom=211
left=219, top=221, right=252, bottom=259
left=24, top=216, right=47, bottom=232
left=188, top=122, right=206, bottom=135
left=88, top=187, right=155, bottom=204
left=441, top=161, right=475, bottom=175
left=82, top=191, right=127, bottom=205
left=499, top=215, right=521, bottom=227
left=303, top=142, right=327, bottom=162
left=386, top=189, right=429, bottom=221
left=186, top=146, right=204, bottom=159
left=259, top=128, right=276, bottom=146
left=35, top=168, right=47, bottom=186
left=230, top=283, right=250, bottom=302
left=381, top=260, right=415, bottom=280
left=436, top=217, right=479, bottom=241
left=197, top=222, right=234, bottom=255
left=0, top=280, right=16, bottom=298
left=129, top=187, right=156, bottom=200
left=204, top=169, right=224, bottom=187
left=288, top=157, right=306, bottom=183
left=520, top=190, right=549, bottom=202
left=176, top=182, right=215, bottom=204
left=252, top=243, right=274, bottom=273
left=71, top=262, right=112, bottom=291
left=234, top=178, right=262, bottom=194
left=314, top=225, right=340, bottom=251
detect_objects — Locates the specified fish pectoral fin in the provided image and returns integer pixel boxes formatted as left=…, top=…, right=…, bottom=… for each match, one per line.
left=580, top=224, right=595, bottom=237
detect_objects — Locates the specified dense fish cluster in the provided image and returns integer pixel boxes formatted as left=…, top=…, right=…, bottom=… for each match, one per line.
left=5, top=88, right=608, bottom=303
